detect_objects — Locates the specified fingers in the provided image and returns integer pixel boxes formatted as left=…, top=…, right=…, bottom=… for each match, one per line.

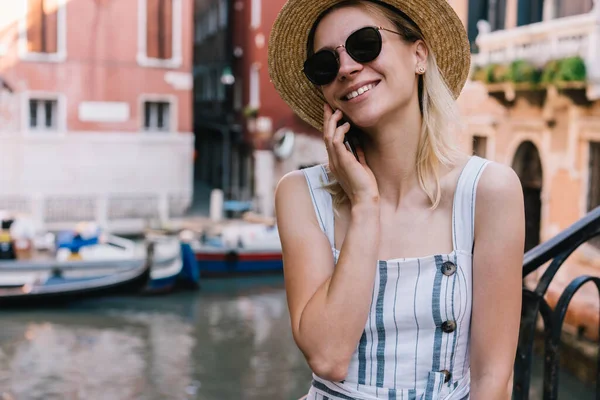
left=332, top=121, right=350, bottom=158
left=323, top=105, right=342, bottom=173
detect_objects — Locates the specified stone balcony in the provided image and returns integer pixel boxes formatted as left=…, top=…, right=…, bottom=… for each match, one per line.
left=473, top=2, right=600, bottom=101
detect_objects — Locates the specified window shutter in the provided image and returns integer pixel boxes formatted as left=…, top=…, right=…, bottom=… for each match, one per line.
left=44, top=0, right=59, bottom=53
left=146, top=0, right=160, bottom=58
left=27, top=0, right=44, bottom=52
left=159, top=0, right=173, bottom=59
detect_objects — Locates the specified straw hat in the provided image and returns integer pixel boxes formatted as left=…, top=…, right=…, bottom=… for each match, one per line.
left=268, top=0, right=471, bottom=131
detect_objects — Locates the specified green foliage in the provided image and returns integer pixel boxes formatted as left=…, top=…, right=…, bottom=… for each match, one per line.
left=475, top=56, right=587, bottom=87
left=541, top=59, right=561, bottom=84
left=506, top=60, right=541, bottom=84
left=556, top=56, right=586, bottom=82
left=471, top=64, right=508, bottom=84
left=541, top=57, right=586, bottom=84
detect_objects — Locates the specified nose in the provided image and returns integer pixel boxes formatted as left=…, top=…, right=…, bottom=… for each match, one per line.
left=336, top=49, right=362, bottom=81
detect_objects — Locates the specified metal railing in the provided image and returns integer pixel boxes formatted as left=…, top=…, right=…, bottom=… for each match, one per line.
left=513, top=206, right=600, bottom=399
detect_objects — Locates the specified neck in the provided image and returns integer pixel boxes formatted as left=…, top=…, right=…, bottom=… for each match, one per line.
left=361, top=98, right=424, bottom=209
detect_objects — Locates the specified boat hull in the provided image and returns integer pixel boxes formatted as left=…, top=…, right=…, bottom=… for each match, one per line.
left=0, top=260, right=151, bottom=307
left=195, top=248, right=282, bottom=277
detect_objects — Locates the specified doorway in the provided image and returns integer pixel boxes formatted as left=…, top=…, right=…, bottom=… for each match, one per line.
left=512, top=141, right=543, bottom=252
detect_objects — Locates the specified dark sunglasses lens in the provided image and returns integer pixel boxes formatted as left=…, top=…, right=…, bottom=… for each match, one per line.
left=347, top=27, right=382, bottom=63
left=304, top=50, right=338, bottom=85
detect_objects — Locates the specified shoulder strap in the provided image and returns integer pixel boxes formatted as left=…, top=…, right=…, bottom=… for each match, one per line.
left=452, top=156, right=491, bottom=253
left=302, top=165, right=335, bottom=248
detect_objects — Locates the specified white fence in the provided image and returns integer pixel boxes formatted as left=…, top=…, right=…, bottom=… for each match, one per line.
left=0, top=132, right=194, bottom=234
left=473, top=3, right=600, bottom=99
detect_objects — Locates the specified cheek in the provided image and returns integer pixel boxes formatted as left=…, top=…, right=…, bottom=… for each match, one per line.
left=321, top=87, right=340, bottom=108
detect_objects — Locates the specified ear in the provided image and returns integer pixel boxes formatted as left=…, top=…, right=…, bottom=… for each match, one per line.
left=414, top=40, right=428, bottom=66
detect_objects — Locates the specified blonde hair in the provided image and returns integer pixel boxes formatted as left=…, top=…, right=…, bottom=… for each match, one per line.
left=309, top=0, right=465, bottom=211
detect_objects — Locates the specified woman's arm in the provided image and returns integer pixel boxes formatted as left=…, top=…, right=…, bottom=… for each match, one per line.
left=470, top=163, right=525, bottom=400
left=275, top=170, right=380, bottom=382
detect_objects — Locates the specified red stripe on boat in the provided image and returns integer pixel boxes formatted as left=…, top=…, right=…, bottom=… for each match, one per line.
left=195, top=253, right=281, bottom=262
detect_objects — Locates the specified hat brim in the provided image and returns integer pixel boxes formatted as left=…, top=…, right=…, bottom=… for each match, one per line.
left=268, top=0, right=471, bottom=132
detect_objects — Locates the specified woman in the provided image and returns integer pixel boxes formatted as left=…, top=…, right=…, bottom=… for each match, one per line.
left=269, top=0, right=525, bottom=399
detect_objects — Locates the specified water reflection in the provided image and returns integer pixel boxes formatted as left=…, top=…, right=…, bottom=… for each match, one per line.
left=1, top=276, right=592, bottom=400
left=0, top=277, right=312, bottom=400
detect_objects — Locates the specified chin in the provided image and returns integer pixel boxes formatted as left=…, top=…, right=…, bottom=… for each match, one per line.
left=349, top=108, right=387, bottom=129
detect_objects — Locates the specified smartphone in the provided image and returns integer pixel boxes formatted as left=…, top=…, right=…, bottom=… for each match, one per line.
left=337, top=117, right=360, bottom=161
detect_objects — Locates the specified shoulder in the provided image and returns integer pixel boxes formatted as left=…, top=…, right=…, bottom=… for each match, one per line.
left=275, top=166, right=324, bottom=225
left=474, top=160, right=525, bottom=233
left=276, top=164, right=329, bottom=195
left=476, top=160, right=523, bottom=204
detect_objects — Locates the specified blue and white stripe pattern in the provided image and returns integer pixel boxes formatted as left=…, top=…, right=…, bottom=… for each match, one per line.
left=301, top=156, right=490, bottom=400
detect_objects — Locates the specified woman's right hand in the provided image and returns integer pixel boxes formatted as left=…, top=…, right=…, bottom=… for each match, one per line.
left=323, top=104, right=379, bottom=207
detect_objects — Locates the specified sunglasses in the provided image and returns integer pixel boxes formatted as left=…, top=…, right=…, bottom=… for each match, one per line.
left=303, top=26, right=402, bottom=86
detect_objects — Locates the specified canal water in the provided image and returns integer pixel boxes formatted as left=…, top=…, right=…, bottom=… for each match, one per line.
left=0, top=276, right=595, bottom=399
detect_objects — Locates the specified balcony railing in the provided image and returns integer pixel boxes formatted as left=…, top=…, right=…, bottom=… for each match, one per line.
left=473, top=3, right=600, bottom=100
left=514, top=206, right=600, bottom=399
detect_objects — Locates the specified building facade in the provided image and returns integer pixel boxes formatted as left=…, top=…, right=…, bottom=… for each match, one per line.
left=193, top=0, right=323, bottom=216
left=457, top=0, right=600, bottom=338
left=0, top=0, right=195, bottom=233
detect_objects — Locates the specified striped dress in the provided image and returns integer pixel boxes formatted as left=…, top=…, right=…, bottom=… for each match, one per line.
left=301, top=156, right=490, bottom=400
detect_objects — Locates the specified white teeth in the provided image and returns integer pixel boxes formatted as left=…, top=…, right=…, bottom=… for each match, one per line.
left=345, top=83, right=375, bottom=100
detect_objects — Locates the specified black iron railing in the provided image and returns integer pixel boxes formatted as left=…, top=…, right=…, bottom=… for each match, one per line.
left=513, top=206, right=600, bottom=399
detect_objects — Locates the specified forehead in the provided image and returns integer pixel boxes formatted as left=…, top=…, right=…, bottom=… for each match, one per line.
left=312, top=6, right=390, bottom=50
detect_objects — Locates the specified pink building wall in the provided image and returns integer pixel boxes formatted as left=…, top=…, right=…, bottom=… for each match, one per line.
left=0, top=0, right=194, bottom=133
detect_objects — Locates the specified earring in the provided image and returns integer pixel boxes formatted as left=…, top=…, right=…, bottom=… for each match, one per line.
left=417, top=65, right=426, bottom=74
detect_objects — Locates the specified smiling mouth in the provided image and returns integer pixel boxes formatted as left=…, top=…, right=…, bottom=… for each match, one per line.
left=343, top=82, right=379, bottom=101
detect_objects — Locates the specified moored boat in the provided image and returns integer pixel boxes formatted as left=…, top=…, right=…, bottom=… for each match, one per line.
left=0, top=219, right=199, bottom=306
left=192, top=221, right=283, bottom=277
left=0, top=243, right=154, bottom=307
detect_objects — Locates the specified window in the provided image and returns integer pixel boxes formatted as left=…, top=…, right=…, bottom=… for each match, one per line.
left=195, top=21, right=204, bottom=43
left=487, top=0, right=507, bottom=31
left=217, top=69, right=225, bottom=101
left=139, top=0, right=182, bottom=67
left=27, top=0, right=58, bottom=54
left=233, top=76, right=243, bottom=111
left=249, top=63, right=260, bottom=108
left=251, top=0, right=261, bottom=29
left=588, top=142, right=600, bottom=248
left=208, top=5, right=217, bottom=34
left=144, top=101, right=171, bottom=132
left=517, top=0, right=544, bottom=26
left=468, top=0, right=506, bottom=51
left=472, top=135, right=488, bottom=158
left=557, top=0, right=593, bottom=18
left=146, top=0, right=173, bottom=60
left=29, top=99, right=58, bottom=131
left=218, top=0, right=228, bottom=28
